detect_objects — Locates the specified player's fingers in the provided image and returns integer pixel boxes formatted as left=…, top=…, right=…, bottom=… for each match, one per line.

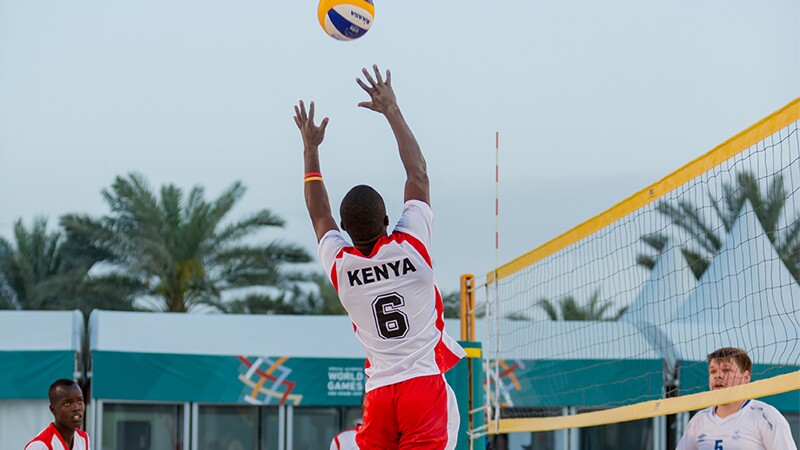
left=320, top=117, right=329, bottom=133
left=356, top=78, right=372, bottom=93
left=309, top=101, right=315, bottom=123
left=358, top=101, right=376, bottom=111
left=385, top=69, right=391, bottom=86
left=293, top=115, right=301, bottom=129
left=361, top=67, right=377, bottom=87
left=374, top=65, right=383, bottom=84
left=299, top=100, right=308, bottom=121
left=294, top=105, right=303, bottom=123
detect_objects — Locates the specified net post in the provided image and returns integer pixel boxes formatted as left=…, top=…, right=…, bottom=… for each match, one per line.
left=461, top=273, right=480, bottom=450
left=460, top=274, right=475, bottom=341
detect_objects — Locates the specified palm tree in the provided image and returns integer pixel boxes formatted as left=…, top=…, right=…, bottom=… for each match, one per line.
left=0, top=218, right=137, bottom=314
left=61, top=173, right=312, bottom=313
left=223, top=273, right=346, bottom=315
left=637, top=171, right=800, bottom=282
left=535, top=290, right=627, bottom=321
left=0, top=218, right=65, bottom=310
left=310, top=272, right=347, bottom=315
left=440, top=291, right=461, bottom=319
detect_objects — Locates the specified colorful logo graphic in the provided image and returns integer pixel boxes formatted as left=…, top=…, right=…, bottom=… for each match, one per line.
left=238, top=356, right=303, bottom=405
left=486, top=359, right=525, bottom=407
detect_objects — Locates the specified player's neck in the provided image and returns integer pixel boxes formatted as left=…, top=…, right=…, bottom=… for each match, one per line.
left=354, top=241, right=378, bottom=256
left=715, top=399, right=746, bottom=418
left=53, top=422, right=76, bottom=448
left=352, top=229, right=388, bottom=255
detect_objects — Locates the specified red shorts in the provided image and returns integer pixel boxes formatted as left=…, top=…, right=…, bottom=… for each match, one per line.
left=356, top=374, right=459, bottom=450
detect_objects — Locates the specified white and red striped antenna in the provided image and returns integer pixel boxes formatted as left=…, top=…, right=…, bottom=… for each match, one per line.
left=494, top=131, right=500, bottom=277
left=492, top=131, right=500, bottom=432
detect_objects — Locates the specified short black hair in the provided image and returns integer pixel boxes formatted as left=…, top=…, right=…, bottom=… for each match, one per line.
left=340, top=185, right=387, bottom=241
left=49, top=379, right=79, bottom=404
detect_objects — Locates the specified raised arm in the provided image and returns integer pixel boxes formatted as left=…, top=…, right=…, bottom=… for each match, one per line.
left=294, top=100, right=338, bottom=241
left=357, top=65, right=430, bottom=205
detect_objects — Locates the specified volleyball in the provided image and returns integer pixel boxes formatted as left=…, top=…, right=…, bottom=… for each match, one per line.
left=317, top=0, right=374, bottom=41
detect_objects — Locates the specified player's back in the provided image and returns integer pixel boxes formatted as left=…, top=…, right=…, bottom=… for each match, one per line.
left=318, top=200, right=465, bottom=391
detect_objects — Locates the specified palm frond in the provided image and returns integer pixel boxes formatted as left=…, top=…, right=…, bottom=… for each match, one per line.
left=535, top=298, right=559, bottom=320
left=212, top=210, right=286, bottom=247
left=758, top=174, right=786, bottom=237
left=560, top=296, right=585, bottom=321
left=208, top=181, right=246, bottom=226
left=680, top=248, right=709, bottom=280
left=657, top=201, right=722, bottom=254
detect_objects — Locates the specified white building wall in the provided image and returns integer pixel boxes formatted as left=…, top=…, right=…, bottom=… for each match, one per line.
left=0, top=399, right=52, bottom=449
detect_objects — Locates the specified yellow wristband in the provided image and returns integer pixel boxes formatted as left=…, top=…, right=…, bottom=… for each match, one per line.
left=304, top=176, right=323, bottom=183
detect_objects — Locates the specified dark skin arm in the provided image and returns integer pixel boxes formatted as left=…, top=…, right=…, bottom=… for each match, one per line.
left=294, top=100, right=338, bottom=242
left=357, top=65, right=430, bottom=205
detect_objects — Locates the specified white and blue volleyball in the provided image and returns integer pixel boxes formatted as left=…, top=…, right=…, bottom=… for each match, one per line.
left=317, top=0, right=374, bottom=41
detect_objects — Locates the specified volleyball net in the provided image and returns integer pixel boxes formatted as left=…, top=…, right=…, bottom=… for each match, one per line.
left=464, top=98, right=800, bottom=437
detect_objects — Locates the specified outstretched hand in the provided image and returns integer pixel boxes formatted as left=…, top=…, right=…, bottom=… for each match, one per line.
left=356, top=65, right=397, bottom=114
left=293, top=100, right=329, bottom=147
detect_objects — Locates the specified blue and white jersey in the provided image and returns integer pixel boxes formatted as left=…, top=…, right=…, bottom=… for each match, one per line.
left=676, top=400, right=797, bottom=450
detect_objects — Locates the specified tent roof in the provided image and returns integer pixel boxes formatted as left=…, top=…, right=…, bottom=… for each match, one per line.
left=0, top=310, right=84, bottom=351
left=89, top=310, right=465, bottom=358
left=622, top=242, right=697, bottom=326
left=674, top=200, right=800, bottom=325
left=660, top=321, right=800, bottom=365
left=484, top=318, right=661, bottom=360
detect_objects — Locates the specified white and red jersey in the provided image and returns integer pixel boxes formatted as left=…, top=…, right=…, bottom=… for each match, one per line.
left=676, top=399, right=797, bottom=450
left=25, top=423, right=90, bottom=450
left=330, top=423, right=361, bottom=450
left=319, top=200, right=465, bottom=392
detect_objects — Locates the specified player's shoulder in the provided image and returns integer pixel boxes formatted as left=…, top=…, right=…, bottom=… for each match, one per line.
left=695, top=406, right=715, bottom=418
left=331, top=428, right=357, bottom=449
left=319, top=229, right=347, bottom=246
left=746, top=399, right=790, bottom=425
left=336, top=427, right=357, bottom=437
left=395, top=201, right=434, bottom=245
left=76, top=428, right=90, bottom=439
left=687, top=407, right=715, bottom=425
left=24, top=428, right=53, bottom=450
left=746, top=399, right=781, bottom=415
left=24, top=442, right=50, bottom=450
left=26, top=424, right=55, bottom=444
left=318, top=229, right=354, bottom=260
left=403, top=199, right=432, bottom=216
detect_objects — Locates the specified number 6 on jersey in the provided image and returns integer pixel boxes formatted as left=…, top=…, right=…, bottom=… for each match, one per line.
left=372, top=293, right=409, bottom=339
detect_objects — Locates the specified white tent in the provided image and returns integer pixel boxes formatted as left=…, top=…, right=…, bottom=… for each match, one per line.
left=622, top=242, right=697, bottom=327
left=0, top=310, right=84, bottom=450
left=620, top=242, right=698, bottom=381
left=672, top=200, right=800, bottom=359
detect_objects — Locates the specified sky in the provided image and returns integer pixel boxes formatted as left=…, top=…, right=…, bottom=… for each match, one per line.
left=1, top=0, right=798, bottom=297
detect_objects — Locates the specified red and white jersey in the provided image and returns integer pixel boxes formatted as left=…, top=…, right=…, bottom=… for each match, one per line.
left=676, top=399, right=797, bottom=450
left=319, top=200, right=465, bottom=392
left=330, top=424, right=361, bottom=450
left=25, top=423, right=90, bottom=450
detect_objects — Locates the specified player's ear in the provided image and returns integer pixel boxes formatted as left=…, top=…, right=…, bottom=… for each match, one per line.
left=743, top=370, right=751, bottom=383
